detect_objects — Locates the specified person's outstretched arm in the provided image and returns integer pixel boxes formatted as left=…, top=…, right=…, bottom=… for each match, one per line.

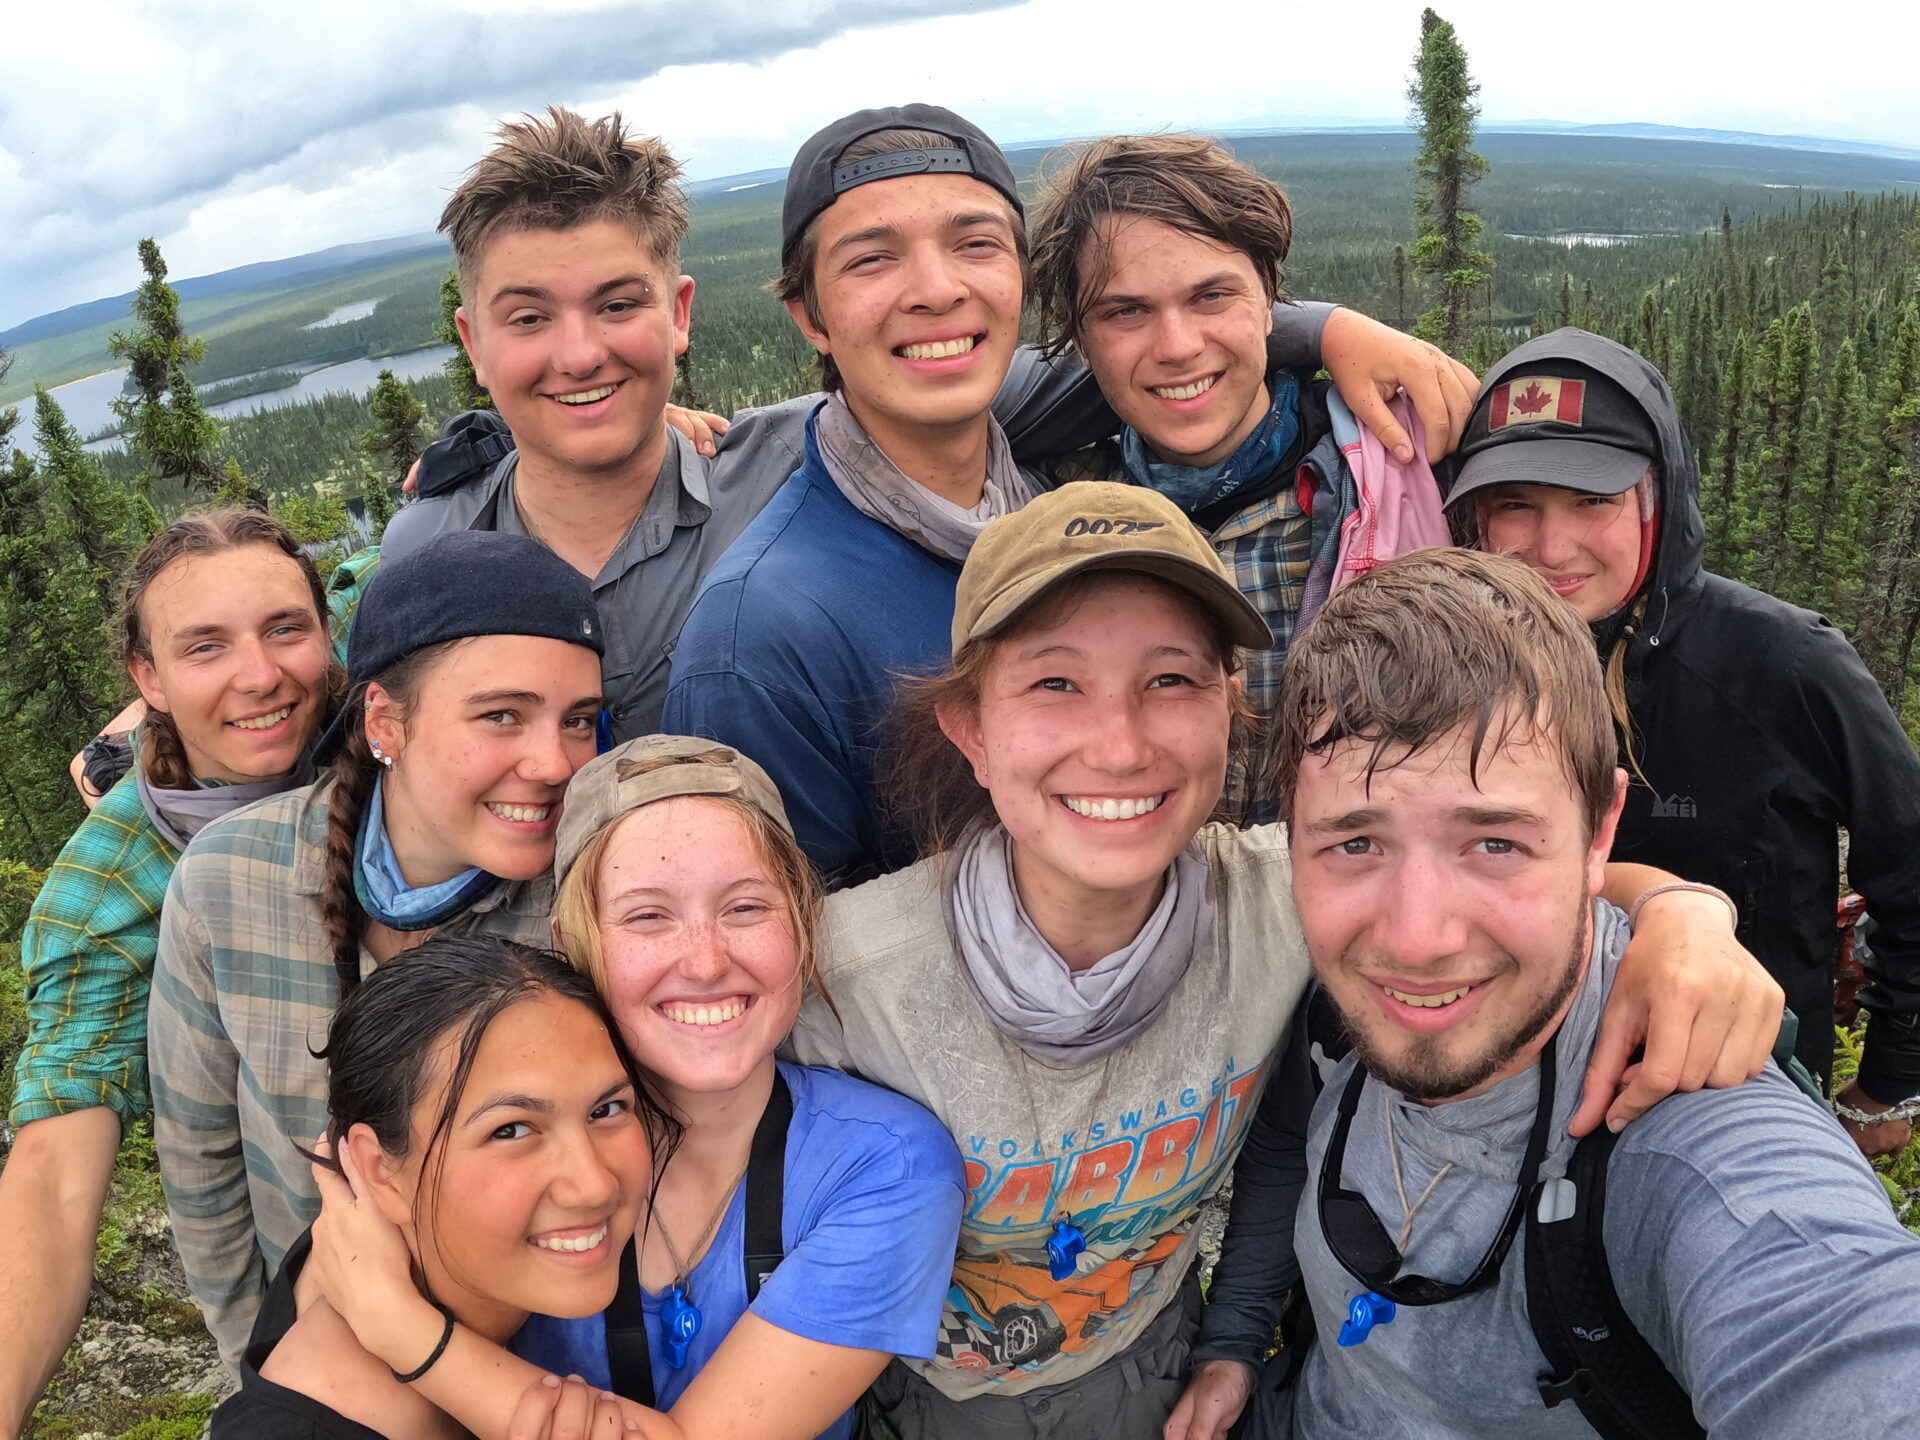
left=0, top=1108, right=119, bottom=1437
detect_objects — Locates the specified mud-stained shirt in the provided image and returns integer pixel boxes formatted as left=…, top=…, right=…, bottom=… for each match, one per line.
left=789, top=821, right=1313, bottom=1400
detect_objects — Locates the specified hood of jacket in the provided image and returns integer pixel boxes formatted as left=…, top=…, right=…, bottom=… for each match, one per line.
left=1451, top=327, right=1707, bottom=650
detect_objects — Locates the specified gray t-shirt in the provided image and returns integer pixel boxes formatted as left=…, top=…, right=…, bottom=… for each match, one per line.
left=1280, top=901, right=1920, bottom=1439
left=790, top=822, right=1314, bottom=1400
left=379, top=427, right=788, bottom=739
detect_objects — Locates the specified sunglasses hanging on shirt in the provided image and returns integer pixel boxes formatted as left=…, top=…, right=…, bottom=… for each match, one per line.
left=1317, top=1030, right=1559, bottom=1344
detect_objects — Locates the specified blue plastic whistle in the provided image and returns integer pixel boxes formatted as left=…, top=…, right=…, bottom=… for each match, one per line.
left=1337, top=1290, right=1397, bottom=1347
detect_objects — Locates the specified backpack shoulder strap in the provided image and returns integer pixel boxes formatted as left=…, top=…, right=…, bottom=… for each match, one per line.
left=1526, top=1126, right=1704, bottom=1440
left=605, top=1238, right=656, bottom=1407
left=743, top=1069, right=793, bottom=1301
left=606, top=1070, right=793, bottom=1400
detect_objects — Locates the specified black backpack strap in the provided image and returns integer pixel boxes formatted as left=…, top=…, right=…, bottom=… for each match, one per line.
left=743, top=1069, right=793, bottom=1301
left=604, top=1070, right=793, bottom=1400
left=605, top=1238, right=656, bottom=1407
left=1526, top=1126, right=1704, bottom=1439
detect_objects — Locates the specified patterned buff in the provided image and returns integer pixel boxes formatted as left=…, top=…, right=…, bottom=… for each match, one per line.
left=946, top=824, right=1214, bottom=1062
left=353, top=776, right=500, bottom=931
left=1119, top=371, right=1301, bottom=518
left=813, top=392, right=1035, bottom=563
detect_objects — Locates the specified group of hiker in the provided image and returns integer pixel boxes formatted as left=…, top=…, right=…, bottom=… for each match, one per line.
left=2, top=97, right=1918, bottom=1440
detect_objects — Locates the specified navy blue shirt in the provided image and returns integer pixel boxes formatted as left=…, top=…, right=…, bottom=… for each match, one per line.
left=663, top=417, right=961, bottom=884
left=510, top=1064, right=966, bottom=1440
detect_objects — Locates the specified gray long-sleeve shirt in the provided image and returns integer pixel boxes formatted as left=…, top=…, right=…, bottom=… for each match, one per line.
left=1211, top=901, right=1920, bottom=1438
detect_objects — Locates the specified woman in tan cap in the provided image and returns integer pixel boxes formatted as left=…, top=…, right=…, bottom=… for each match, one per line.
left=302, top=736, right=965, bottom=1440
left=778, top=481, right=1785, bottom=1440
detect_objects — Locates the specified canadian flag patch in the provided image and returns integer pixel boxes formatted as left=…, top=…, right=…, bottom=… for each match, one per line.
left=1489, top=377, right=1586, bottom=431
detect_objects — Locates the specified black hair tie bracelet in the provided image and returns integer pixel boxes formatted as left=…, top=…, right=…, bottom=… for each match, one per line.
left=389, top=1302, right=457, bottom=1384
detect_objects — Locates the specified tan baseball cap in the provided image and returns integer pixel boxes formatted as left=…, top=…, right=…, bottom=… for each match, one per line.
left=554, top=735, right=793, bottom=888
left=952, top=482, right=1272, bottom=655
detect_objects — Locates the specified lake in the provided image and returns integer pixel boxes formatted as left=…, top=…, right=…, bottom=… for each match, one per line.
left=14, top=344, right=457, bottom=455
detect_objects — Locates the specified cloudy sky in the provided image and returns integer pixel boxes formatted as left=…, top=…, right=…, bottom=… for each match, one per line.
left=5, top=0, right=1918, bottom=331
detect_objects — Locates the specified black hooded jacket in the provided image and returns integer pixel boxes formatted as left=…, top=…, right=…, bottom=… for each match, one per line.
left=1462, top=330, right=1920, bottom=1099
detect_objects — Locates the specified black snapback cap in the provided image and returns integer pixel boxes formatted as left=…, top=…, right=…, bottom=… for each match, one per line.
left=1446, top=361, right=1660, bottom=510
left=780, top=103, right=1023, bottom=263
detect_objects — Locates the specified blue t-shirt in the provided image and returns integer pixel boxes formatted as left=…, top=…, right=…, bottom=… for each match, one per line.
left=510, top=1063, right=965, bottom=1440
left=662, top=417, right=961, bottom=885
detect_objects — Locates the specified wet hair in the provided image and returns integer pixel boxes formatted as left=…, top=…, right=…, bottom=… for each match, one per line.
left=318, top=640, right=464, bottom=997
left=551, top=746, right=833, bottom=1016
left=118, top=507, right=341, bottom=790
left=441, top=106, right=689, bottom=305
left=1269, top=548, right=1617, bottom=838
left=772, top=128, right=1030, bottom=392
left=318, top=934, right=677, bottom=1258
left=884, top=570, right=1253, bottom=860
left=1028, top=134, right=1293, bottom=359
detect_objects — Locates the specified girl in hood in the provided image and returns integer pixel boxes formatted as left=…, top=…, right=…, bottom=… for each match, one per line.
left=1451, top=327, right=1920, bottom=1158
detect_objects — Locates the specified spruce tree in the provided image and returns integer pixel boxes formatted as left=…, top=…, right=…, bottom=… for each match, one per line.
left=437, top=267, right=490, bottom=412
left=1807, top=338, right=1868, bottom=618
left=363, top=369, right=428, bottom=486
left=1406, top=9, right=1493, bottom=354
left=107, top=238, right=223, bottom=500
left=32, top=386, right=137, bottom=615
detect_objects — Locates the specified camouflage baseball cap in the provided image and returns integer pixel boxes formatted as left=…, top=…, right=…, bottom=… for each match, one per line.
left=554, top=735, right=792, bottom=888
left=952, top=481, right=1271, bottom=655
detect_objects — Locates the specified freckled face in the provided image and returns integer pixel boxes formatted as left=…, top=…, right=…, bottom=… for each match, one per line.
left=592, top=798, right=804, bottom=1103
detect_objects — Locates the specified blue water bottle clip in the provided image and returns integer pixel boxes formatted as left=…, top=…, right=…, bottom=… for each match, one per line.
left=1046, top=1216, right=1087, bottom=1282
left=661, top=1282, right=702, bottom=1368
left=1337, top=1290, right=1396, bottom=1347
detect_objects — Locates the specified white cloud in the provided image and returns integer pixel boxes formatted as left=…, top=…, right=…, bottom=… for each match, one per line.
left=4, top=0, right=1917, bottom=331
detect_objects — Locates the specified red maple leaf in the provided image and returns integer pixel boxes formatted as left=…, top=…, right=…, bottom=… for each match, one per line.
left=1512, top=382, right=1554, bottom=416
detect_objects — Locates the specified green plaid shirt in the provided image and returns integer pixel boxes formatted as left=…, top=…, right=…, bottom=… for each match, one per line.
left=10, top=776, right=179, bottom=1128
left=148, top=777, right=554, bottom=1365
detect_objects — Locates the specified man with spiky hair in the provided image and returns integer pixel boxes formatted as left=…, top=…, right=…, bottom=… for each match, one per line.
left=380, top=106, right=792, bottom=741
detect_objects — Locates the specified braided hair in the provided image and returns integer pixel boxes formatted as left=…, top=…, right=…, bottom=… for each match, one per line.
left=318, top=642, right=460, bottom=998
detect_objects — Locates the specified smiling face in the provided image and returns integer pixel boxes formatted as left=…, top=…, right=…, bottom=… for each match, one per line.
left=378, top=991, right=652, bottom=1337
left=786, top=173, right=1023, bottom=452
left=589, top=796, right=804, bottom=1106
left=1478, top=481, right=1648, bottom=622
left=1290, top=717, right=1625, bottom=1103
left=365, top=635, right=604, bottom=886
left=455, top=219, right=693, bottom=487
left=1076, top=215, right=1273, bottom=468
left=941, top=572, right=1234, bottom=920
left=126, top=544, right=331, bottom=783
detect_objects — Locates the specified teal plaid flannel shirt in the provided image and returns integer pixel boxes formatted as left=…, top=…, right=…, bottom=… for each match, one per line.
left=11, top=776, right=179, bottom=1128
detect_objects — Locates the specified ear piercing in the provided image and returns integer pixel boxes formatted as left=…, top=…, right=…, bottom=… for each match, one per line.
left=370, top=738, right=395, bottom=770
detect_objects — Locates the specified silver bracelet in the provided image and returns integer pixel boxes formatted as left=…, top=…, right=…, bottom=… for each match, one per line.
left=1832, top=1095, right=1920, bottom=1125
left=1627, top=881, right=1738, bottom=931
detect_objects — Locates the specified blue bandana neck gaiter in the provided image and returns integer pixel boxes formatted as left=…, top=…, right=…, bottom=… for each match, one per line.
left=353, top=776, right=501, bottom=932
left=1119, top=371, right=1302, bottom=518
